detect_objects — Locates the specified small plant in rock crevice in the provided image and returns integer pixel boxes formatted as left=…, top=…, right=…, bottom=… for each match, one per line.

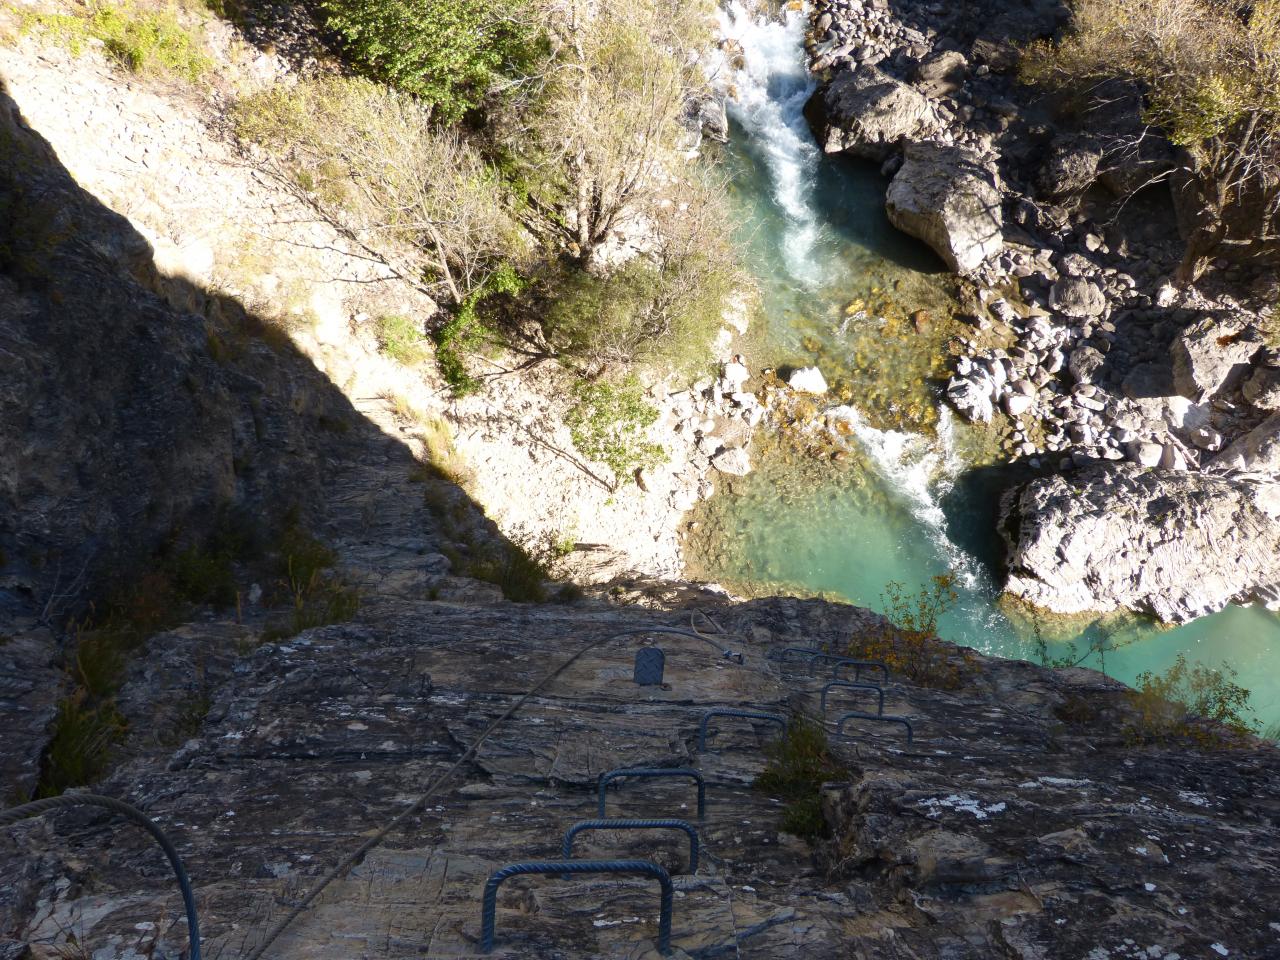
left=754, top=717, right=849, bottom=841
left=849, top=575, right=971, bottom=689
left=259, top=525, right=359, bottom=643
left=1125, top=654, right=1257, bottom=747
left=374, top=314, right=430, bottom=365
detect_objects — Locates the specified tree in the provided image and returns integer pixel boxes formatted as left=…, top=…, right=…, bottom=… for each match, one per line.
left=1025, top=0, right=1280, bottom=285
left=234, top=77, right=527, bottom=306
left=524, top=0, right=715, bottom=266
left=318, top=0, right=540, bottom=123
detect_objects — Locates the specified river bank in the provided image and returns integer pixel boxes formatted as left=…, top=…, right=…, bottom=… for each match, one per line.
left=682, top=0, right=1280, bottom=725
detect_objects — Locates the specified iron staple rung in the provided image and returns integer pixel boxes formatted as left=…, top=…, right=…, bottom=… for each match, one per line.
left=836, top=711, right=913, bottom=743
left=696, top=708, right=788, bottom=751
left=820, top=681, right=886, bottom=717
left=561, top=819, right=699, bottom=874
left=767, top=647, right=890, bottom=683
left=597, top=767, right=707, bottom=819
left=480, top=859, right=673, bottom=954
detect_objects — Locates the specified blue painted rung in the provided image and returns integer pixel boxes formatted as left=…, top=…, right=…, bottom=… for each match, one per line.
left=696, top=709, right=788, bottom=751
left=597, top=767, right=706, bottom=819
left=480, top=859, right=672, bottom=954
left=836, top=711, right=913, bottom=743
left=820, top=681, right=885, bottom=717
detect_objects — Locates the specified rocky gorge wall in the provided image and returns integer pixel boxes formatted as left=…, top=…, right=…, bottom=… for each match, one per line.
left=800, top=0, right=1280, bottom=623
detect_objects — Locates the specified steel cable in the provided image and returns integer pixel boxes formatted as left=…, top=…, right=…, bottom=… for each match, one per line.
left=0, top=793, right=201, bottom=960
left=239, top=622, right=743, bottom=960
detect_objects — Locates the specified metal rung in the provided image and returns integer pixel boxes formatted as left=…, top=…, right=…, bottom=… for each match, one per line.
left=480, top=859, right=672, bottom=954
left=696, top=709, right=788, bottom=751
left=830, top=658, right=890, bottom=683
left=836, top=711, right=913, bottom=743
left=561, top=819, right=699, bottom=874
left=597, top=767, right=706, bottom=819
left=819, top=681, right=884, bottom=717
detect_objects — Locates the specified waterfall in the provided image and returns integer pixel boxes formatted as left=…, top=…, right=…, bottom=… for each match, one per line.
left=711, top=1, right=826, bottom=287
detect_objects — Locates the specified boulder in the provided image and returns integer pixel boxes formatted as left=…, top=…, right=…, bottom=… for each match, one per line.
left=788, top=366, right=828, bottom=394
left=817, top=66, right=936, bottom=161
left=912, top=50, right=967, bottom=96
left=721, top=359, right=749, bottom=391
left=886, top=142, right=1003, bottom=274
left=1171, top=316, right=1263, bottom=401
left=1035, top=140, right=1100, bottom=202
left=682, top=94, right=729, bottom=143
left=1049, top=277, right=1106, bottom=318
left=1126, top=441, right=1164, bottom=467
left=1004, top=393, right=1033, bottom=417
left=711, top=446, right=752, bottom=476
left=1067, top=345, right=1106, bottom=385
left=946, top=371, right=996, bottom=423
left=1243, top=365, right=1280, bottom=411
left=1211, top=411, right=1280, bottom=475
left=1001, top=463, right=1280, bottom=622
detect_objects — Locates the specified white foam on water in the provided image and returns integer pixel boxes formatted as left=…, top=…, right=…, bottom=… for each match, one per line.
left=825, top=405, right=987, bottom=591
left=711, top=2, right=825, bottom=287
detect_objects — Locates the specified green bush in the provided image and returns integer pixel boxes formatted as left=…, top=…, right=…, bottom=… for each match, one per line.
left=433, top=263, right=525, bottom=396
left=317, top=0, right=541, bottom=122
left=538, top=247, right=733, bottom=369
left=22, top=2, right=210, bottom=81
left=755, top=717, right=848, bottom=840
left=375, top=314, right=430, bottom=365
left=565, top=375, right=665, bottom=489
left=1127, top=654, right=1257, bottom=745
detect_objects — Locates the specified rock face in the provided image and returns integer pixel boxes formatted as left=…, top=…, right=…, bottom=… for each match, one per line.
left=885, top=142, right=1003, bottom=274
left=1002, top=463, right=1280, bottom=622
left=0, top=77, right=377, bottom=621
left=3, top=596, right=1278, bottom=960
left=816, top=66, right=935, bottom=161
left=1171, top=316, right=1263, bottom=400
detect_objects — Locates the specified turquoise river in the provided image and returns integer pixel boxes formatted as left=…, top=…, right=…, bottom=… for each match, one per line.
left=692, top=3, right=1280, bottom=727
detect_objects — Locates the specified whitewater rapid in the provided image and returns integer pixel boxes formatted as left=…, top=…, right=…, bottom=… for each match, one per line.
left=712, top=2, right=826, bottom=287
left=713, top=2, right=987, bottom=592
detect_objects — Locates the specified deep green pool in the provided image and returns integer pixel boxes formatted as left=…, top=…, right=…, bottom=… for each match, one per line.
left=696, top=2, right=1280, bottom=727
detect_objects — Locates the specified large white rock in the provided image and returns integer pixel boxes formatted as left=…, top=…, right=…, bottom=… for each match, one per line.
left=819, top=66, right=937, bottom=161
left=788, top=366, right=828, bottom=394
left=721, top=360, right=749, bottom=391
left=1004, top=393, right=1033, bottom=417
left=1002, top=464, right=1280, bottom=622
left=886, top=142, right=1003, bottom=274
left=1211, top=411, right=1280, bottom=475
left=1172, top=316, right=1263, bottom=401
left=711, top=446, right=752, bottom=476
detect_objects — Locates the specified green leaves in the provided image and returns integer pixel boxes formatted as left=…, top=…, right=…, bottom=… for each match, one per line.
left=566, top=375, right=665, bottom=489
left=319, top=0, right=540, bottom=122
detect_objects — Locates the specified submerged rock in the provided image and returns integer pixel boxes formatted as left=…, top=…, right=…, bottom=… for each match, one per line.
left=788, top=366, right=828, bottom=394
left=885, top=142, right=1002, bottom=274
left=711, top=445, right=752, bottom=476
left=1002, top=463, right=1280, bottom=622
